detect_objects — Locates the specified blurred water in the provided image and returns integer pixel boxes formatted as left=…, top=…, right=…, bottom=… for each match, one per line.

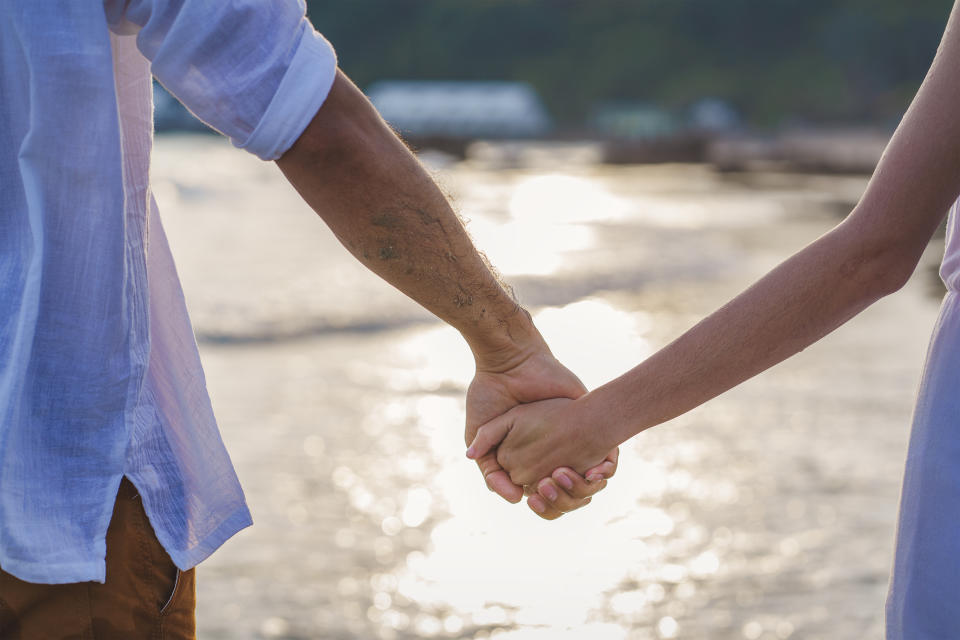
left=152, top=135, right=943, bottom=640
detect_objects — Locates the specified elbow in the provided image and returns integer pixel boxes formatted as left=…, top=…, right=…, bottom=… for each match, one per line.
left=833, top=211, right=924, bottom=299
left=857, top=233, right=921, bottom=298
left=874, top=255, right=916, bottom=296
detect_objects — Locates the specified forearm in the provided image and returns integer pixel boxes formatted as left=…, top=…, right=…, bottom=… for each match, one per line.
left=586, top=223, right=902, bottom=445
left=586, top=1, right=960, bottom=447
left=276, top=70, right=541, bottom=365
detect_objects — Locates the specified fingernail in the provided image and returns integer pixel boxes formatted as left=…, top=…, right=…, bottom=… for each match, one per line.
left=541, top=484, right=558, bottom=501
left=465, top=446, right=476, bottom=459
left=530, top=497, right=546, bottom=513
left=556, top=473, right=574, bottom=490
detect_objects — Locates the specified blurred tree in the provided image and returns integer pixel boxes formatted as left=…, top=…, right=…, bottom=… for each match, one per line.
left=307, top=0, right=953, bottom=128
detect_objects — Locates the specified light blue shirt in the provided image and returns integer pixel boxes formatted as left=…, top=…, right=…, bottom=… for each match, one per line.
left=0, top=0, right=337, bottom=584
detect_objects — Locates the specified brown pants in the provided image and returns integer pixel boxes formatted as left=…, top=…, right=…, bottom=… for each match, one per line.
left=0, top=478, right=196, bottom=640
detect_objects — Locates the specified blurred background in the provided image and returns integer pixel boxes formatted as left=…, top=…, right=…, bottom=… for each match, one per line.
left=152, top=1, right=953, bottom=638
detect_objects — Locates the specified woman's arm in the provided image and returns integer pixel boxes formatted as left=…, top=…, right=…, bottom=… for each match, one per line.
left=471, top=1, right=960, bottom=487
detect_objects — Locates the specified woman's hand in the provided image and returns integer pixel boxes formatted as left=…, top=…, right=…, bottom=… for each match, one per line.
left=467, top=395, right=619, bottom=503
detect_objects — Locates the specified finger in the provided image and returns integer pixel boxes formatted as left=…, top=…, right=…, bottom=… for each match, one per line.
left=549, top=468, right=608, bottom=500
left=583, top=447, right=619, bottom=483
left=536, top=477, right=597, bottom=513
left=474, top=441, right=524, bottom=503
left=483, top=467, right=523, bottom=504
left=605, top=446, right=620, bottom=470
left=465, top=413, right=513, bottom=460
left=527, top=494, right=565, bottom=521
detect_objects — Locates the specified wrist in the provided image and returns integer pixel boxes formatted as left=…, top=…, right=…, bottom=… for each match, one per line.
left=578, top=378, right=641, bottom=450
left=464, top=304, right=548, bottom=372
left=561, top=391, right=623, bottom=467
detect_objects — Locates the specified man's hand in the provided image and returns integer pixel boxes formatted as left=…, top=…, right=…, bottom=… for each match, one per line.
left=466, top=342, right=618, bottom=518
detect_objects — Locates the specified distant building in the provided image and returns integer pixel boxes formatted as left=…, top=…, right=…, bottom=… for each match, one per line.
left=366, top=81, right=552, bottom=139
left=589, top=102, right=679, bottom=140
left=688, top=98, right=741, bottom=134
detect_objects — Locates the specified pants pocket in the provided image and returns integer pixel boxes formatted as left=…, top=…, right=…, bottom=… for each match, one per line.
left=157, top=566, right=197, bottom=639
left=160, top=569, right=182, bottom=616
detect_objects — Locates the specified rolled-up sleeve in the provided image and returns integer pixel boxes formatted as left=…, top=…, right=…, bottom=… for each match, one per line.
left=108, top=0, right=337, bottom=160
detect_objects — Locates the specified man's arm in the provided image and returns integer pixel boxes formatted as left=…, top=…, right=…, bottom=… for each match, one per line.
left=470, top=1, right=960, bottom=486
left=274, top=70, right=616, bottom=510
left=276, top=70, right=531, bottom=359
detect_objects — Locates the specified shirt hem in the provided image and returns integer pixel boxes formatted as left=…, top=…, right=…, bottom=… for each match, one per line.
left=0, top=500, right=252, bottom=585
left=157, top=504, right=254, bottom=572
left=0, top=556, right=107, bottom=585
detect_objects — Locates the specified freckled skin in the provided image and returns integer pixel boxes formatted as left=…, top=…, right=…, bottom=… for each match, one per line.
left=275, top=70, right=618, bottom=517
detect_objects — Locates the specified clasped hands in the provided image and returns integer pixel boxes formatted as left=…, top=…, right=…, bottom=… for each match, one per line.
left=463, top=342, right=619, bottom=520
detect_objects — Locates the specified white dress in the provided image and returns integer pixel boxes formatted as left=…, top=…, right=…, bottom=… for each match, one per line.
left=886, top=198, right=960, bottom=638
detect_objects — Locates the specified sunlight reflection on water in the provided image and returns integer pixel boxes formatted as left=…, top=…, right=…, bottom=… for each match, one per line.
left=467, top=174, right=631, bottom=276
left=507, top=174, right=629, bottom=225
left=152, top=136, right=943, bottom=639
left=468, top=217, right=593, bottom=276
left=369, top=301, right=734, bottom=639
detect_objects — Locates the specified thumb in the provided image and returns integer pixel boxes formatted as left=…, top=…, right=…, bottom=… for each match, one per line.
left=465, top=412, right=515, bottom=460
